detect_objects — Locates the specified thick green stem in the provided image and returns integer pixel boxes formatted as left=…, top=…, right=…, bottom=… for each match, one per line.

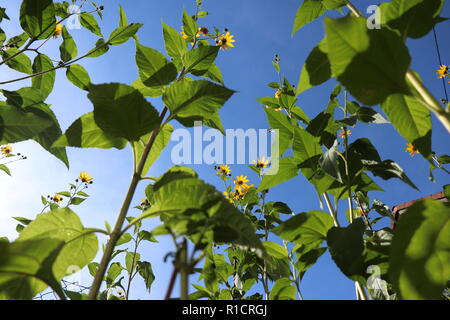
left=179, top=239, right=189, bottom=300
left=87, top=107, right=168, bottom=300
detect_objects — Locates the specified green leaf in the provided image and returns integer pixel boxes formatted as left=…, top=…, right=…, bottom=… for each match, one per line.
left=380, top=0, right=446, bottom=39
left=69, top=197, right=86, bottom=205
left=108, top=23, right=143, bottom=46
left=66, top=64, right=91, bottom=91
left=264, top=108, right=294, bottom=157
left=19, top=0, right=55, bottom=40
left=80, top=12, right=102, bottom=37
left=2, top=87, right=45, bottom=108
left=131, top=78, right=163, bottom=98
left=59, top=26, right=77, bottom=62
left=324, top=15, right=410, bottom=105
left=118, top=5, right=128, bottom=28
left=54, top=2, right=69, bottom=18
left=163, top=79, right=235, bottom=120
left=137, top=261, right=155, bottom=293
left=292, top=0, right=327, bottom=35
left=125, top=252, right=140, bottom=273
left=274, top=211, right=334, bottom=246
left=132, top=123, right=173, bottom=176
left=293, top=126, right=322, bottom=172
left=295, top=245, right=327, bottom=280
left=136, top=42, right=178, bottom=87
left=269, top=278, right=297, bottom=300
left=444, top=185, right=450, bottom=201
left=86, top=38, right=109, bottom=58
left=327, top=218, right=366, bottom=278
left=53, top=112, right=127, bottom=149
left=382, top=94, right=432, bottom=158
left=27, top=104, right=69, bottom=168
left=31, top=54, right=55, bottom=100
left=322, top=0, right=347, bottom=10
left=162, top=21, right=187, bottom=58
left=0, top=102, right=52, bottom=144
left=89, top=83, right=161, bottom=141
left=203, top=63, right=224, bottom=85
left=297, top=40, right=331, bottom=95
left=356, top=107, right=389, bottom=124
left=258, top=157, right=299, bottom=191
left=319, top=140, right=342, bottom=183
left=263, top=241, right=288, bottom=259
left=182, top=9, right=198, bottom=38
left=116, top=233, right=132, bottom=246
left=1, top=48, right=32, bottom=74
left=0, top=164, right=11, bottom=176
left=183, top=46, right=219, bottom=74
left=18, top=208, right=98, bottom=281
left=364, top=160, right=418, bottom=190
left=0, top=239, right=65, bottom=299
left=389, top=200, right=450, bottom=299
left=106, top=262, right=122, bottom=286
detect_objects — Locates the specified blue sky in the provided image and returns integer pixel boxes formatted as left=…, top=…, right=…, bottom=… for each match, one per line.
left=0, top=0, right=449, bottom=300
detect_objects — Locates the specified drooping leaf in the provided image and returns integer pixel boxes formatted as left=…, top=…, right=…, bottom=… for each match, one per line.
left=31, top=54, right=55, bottom=100
left=389, top=200, right=450, bottom=299
left=80, top=12, right=102, bottom=37
left=20, top=0, right=56, bottom=40
left=88, top=83, right=161, bottom=141
left=292, top=0, right=327, bottom=35
left=53, top=112, right=127, bottom=150
left=59, top=26, right=77, bottom=62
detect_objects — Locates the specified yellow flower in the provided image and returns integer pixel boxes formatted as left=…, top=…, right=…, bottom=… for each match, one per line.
left=338, top=129, right=351, bottom=139
left=437, top=65, right=449, bottom=79
left=274, top=106, right=282, bottom=112
left=216, top=32, right=235, bottom=50
left=198, top=27, right=209, bottom=37
left=275, top=90, right=282, bottom=99
left=236, top=183, right=254, bottom=198
left=1, top=144, right=12, bottom=155
left=215, top=164, right=231, bottom=176
left=233, top=175, right=250, bottom=191
left=223, top=191, right=234, bottom=203
left=406, top=143, right=419, bottom=157
left=180, top=31, right=188, bottom=39
left=52, top=194, right=63, bottom=204
left=253, top=157, right=269, bottom=168
left=53, top=23, right=63, bottom=39
left=79, top=172, right=93, bottom=183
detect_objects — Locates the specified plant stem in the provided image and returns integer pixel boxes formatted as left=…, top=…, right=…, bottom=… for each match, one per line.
left=125, top=230, right=141, bottom=300
left=322, top=193, right=340, bottom=227
left=87, top=107, right=168, bottom=300
left=343, top=90, right=354, bottom=223
left=344, top=0, right=450, bottom=133
left=164, top=267, right=178, bottom=300
left=179, top=238, right=189, bottom=300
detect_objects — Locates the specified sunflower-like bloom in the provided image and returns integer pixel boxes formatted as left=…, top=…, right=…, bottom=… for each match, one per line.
left=338, top=129, right=351, bottom=139
left=437, top=65, right=449, bottom=79
left=215, top=164, right=231, bottom=176
left=253, top=157, right=269, bottom=168
left=180, top=31, right=188, bottom=39
left=233, top=175, right=250, bottom=191
left=52, top=194, right=63, bottom=204
left=1, top=144, right=12, bottom=155
left=406, top=143, right=419, bottom=157
left=236, top=183, right=254, bottom=199
left=216, top=32, right=235, bottom=50
left=53, top=23, right=63, bottom=39
left=79, top=172, right=93, bottom=183
left=223, top=191, right=235, bottom=203
left=198, top=27, right=209, bottom=37
left=141, top=198, right=150, bottom=208
left=275, top=90, right=282, bottom=99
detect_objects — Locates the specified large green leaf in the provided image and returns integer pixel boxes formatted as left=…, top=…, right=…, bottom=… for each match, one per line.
left=162, top=21, right=187, bottom=58
left=380, top=0, right=446, bottom=39
left=1, top=87, right=45, bottom=108
left=108, top=23, right=142, bottom=46
left=1, top=48, right=33, bottom=74
left=135, top=42, right=177, bottom=87
left=53, top=112, right=127, bottom=149
left=0, top=102, right=52, bottom=144
left=274, top=211, right=334, bottom=247
left=19, top=0, right=55, bottom=40
left=364, top=160, right=418, bottom=190
left=182, top=9, right=198, bottom=38
left=89, top=83, right=161, bottom=141
left=324, top=16, right=410, bottom=105
left=182, top=46, right=219, bottom=74
left=31, top=54, right=55, bottom=100
left=292, top=0, right=327, bottom=35
left=0, top=239, right=65, bottom=300
left=269, top=278, right=297, bottom=300
left=297, top=40, right=331, bottom=95
left=264, top=108, right=295, bottom=157
left=132, top=123, right=173, bottom=176
left=80, top=12, right=102, bottom=37
left=389, top=200, right=450, bottom=299
left=18, top=208, right=98, bottom=281
left=59, top=26, right=77, bottom=62
left=382, top=94, right=432, bottom=158
left=258, top=157, right=299, bottom=191
left=131, top=78, right=163, bottom=98
left=163, top=79, right=235, bottom=119
left=27, top=104, right=69, bottom=168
